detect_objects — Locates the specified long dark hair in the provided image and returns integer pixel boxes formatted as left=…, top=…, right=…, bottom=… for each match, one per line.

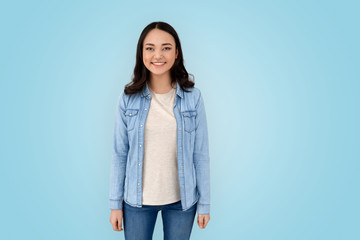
left=124, top=21, right=195, bottom=95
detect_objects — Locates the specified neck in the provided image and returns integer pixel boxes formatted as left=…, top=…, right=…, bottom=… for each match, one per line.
left=149, top=72, right=174, bottom=94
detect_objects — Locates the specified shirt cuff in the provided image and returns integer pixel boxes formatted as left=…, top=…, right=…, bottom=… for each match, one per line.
left=196, top=203, right=210, bottom=214
left=109, top=199, right=123, bottom=210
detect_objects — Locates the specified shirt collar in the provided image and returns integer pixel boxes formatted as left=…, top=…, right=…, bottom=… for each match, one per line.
left=141, top=81, right=184, bottom=99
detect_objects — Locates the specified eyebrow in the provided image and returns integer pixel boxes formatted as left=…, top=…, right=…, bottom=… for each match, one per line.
left=144, top=43, right=173, bottom=46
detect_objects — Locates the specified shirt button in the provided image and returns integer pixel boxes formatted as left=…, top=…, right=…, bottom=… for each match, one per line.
left=138, top=163, right=141, bottom=166
left=138, top=183, right=140, bottom=186
left=145, top=108, right=147, bottom=110
left=129, top=113, right=132, bottom=116
left=140, top=144, right=142, bottom=147
left=140, top=124, right=143, bottom=127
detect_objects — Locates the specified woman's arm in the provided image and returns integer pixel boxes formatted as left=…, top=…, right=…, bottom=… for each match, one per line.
left=193, top=90, right=211, bottom=215
left=109, top=92, right=129, bottom=210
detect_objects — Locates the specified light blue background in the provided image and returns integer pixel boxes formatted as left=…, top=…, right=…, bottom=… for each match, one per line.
left=1, top=0, right=359, bottom=239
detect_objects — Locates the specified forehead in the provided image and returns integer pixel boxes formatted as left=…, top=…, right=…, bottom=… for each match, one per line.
left=143, top=29, right=175, bottom=45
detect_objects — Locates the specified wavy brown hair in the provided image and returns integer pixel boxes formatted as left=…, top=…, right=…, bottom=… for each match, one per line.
left=124, top=21, right=195, bottom=95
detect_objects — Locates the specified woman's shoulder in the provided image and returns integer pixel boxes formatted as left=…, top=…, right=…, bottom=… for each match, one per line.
left=117, top=90, right=142, bottom=111
left=183, top=86, right=203, bottom=103
left=183, top=85, right=202, bottom=96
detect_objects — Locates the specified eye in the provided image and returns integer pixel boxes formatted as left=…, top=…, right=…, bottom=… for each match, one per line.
left=145, top=47, right=153, bottom=51
left=164, top=47, right=171, bottom=50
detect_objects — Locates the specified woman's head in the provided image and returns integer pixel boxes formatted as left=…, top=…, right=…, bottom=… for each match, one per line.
left=124, top=21, right=194, bottom=95
left=142, top=28, right=178, bottom=80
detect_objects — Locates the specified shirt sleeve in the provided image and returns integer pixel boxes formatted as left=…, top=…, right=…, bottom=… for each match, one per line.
left=109, top=92, right=129, bottom=210
left=193, top=90, right=211, bottom=215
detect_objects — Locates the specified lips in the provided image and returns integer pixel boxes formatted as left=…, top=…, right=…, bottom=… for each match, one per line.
left=151, top=62, right=166, bottom=67
left=152, top=62, right=166, bottom=65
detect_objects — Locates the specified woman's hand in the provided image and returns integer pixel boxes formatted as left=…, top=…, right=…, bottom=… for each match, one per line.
left=109, top=209, right=124, bottom=231
left=197, top=213, right=210, bottom=229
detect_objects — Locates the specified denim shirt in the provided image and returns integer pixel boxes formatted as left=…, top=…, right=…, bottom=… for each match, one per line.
left=109, top=81, right=210, bottom=215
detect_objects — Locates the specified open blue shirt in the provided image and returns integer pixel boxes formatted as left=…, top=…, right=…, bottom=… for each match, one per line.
left=109, top=81, right=210, bottom=214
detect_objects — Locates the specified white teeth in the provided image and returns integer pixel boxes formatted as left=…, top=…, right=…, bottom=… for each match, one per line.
left=152, top=62, right=165, bottom=65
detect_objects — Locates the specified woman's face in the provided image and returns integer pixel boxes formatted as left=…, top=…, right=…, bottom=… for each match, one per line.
left=142, top=29, right=178, bottom=77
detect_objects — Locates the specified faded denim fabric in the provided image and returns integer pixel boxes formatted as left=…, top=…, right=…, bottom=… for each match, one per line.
left=109, top=81, right=210, bottom=215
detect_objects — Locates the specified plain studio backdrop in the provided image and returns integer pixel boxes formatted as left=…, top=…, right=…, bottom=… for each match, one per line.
left=0, top=0, right=359, bottom=239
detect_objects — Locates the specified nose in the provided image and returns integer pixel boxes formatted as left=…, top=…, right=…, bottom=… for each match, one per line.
left=154, top=49, right=163, bottom=60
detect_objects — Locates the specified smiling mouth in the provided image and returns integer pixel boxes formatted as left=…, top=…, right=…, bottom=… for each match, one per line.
left=151, top=62, right=166, bottom=66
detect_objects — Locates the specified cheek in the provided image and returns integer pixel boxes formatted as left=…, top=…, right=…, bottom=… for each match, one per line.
left=143, top=51, right=150, bottom=59
left=169, top=52, right=177, bottom=60
left=167, top=54, right=176, bottom=63
left=143, top=55, right=151, bottom=64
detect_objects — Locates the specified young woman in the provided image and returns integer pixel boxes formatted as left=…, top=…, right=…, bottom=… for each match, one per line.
left=109, top=21, right=210, bottom=240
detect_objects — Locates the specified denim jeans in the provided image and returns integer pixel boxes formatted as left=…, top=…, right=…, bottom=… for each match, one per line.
left=123, top=200, right=197, bottom=240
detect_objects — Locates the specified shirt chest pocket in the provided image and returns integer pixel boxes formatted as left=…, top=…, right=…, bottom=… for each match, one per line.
left=182, top=110, right=197, bottom=133
left=125, top=109, right=139, bottom=131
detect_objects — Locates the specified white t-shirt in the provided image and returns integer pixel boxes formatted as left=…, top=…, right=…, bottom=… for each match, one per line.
left=141, top=83, right=181, bottom=205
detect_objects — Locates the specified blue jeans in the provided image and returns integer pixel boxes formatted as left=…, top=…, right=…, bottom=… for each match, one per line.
left=123, top=200, right=197, bottom=240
